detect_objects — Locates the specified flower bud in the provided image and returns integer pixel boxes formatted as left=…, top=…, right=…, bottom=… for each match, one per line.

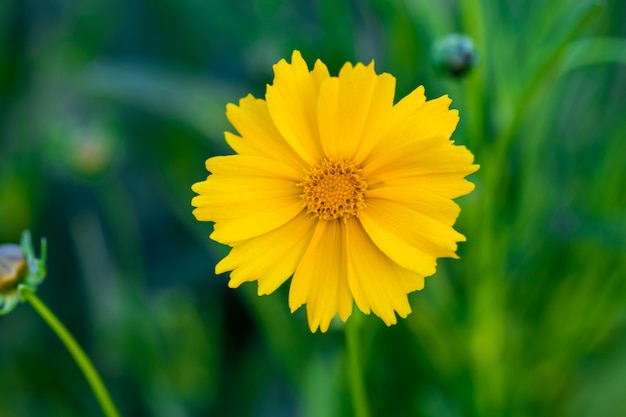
left=432, top=33, right=479, bottom=78
left=0, top=231, right=46, bottom=314
left=0, top=244, right=26, bottom=293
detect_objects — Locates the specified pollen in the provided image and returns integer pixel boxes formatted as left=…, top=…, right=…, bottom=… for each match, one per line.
left=300, top=158, right=367, bottom=221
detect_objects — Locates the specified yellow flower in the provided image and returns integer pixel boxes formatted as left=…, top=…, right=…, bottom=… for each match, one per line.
left=192, top=51, right=478, bottom=332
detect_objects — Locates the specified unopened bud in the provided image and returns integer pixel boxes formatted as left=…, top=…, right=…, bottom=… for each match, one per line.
left=432, top=33, right=479, bottom=78
left=0, top=244, right=27, bottom=293
left=0, top=231, right=46, bottom=314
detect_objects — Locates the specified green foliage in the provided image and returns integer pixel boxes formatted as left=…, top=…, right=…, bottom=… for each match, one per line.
left=1, top=0, right=625, bottom=415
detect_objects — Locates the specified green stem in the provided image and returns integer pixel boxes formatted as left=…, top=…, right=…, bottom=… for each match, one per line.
left=460, top=0, right=487, bottom=152
left=345, top=318, right=370, bottom=417
left=19, top=287, right=121, bottom=417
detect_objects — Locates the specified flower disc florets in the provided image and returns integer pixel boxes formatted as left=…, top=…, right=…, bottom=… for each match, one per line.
left=300, top=159, right=367, bottom=221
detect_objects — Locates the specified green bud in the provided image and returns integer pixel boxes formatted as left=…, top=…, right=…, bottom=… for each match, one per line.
left=432, top=33, right=479, bottom=78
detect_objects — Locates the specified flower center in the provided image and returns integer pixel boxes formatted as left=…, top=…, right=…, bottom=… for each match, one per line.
left=300, top=158, right=367, bottom=221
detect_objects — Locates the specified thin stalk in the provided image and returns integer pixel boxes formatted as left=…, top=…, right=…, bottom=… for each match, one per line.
left=345, top=318, right=370, bottom=417
left=460, top=0, right=487, bottom=152
left=19, top=287, right=121, bottom=417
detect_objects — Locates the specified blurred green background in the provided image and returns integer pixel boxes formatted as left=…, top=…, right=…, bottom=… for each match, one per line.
left=1, top=0, right=625, bottom=416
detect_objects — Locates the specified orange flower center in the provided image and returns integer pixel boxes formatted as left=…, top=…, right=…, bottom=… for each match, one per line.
left=300, top=159, right=367, bottom=221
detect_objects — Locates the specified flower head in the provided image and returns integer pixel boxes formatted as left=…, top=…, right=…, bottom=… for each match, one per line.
left=192, top=51, right=478, bottom=332
left=0, top=231, right=47, bottom=314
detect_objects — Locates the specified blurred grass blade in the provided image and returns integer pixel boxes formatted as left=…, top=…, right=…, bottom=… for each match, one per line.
left=74, top=62, right=245, bottom=140
left=559, top=37, right=626, bottom=74
left=402, top=0, right=455, bottom=37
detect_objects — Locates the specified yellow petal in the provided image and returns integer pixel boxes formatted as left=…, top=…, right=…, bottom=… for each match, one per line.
left=191, top=174, right=303, bottom=243
left=352, top=72, right=397, bottom=165
left=345, top=219, right=423, bottom=326
left=367, top=184, right=462, bottom=224
left=373, top=174, right=476, bottom=200
left=364, top=135, right=479, bottom=187
left=311, top=59, right=331, bottom=86
left=225, top=94, right=306, bottom=171
left=390, top=93, right=457, bottom=143
left=365, top=90, right=460, bottom=163
left=389, top=85, right=426, bottom=121
left=289, top=220, right=353, bottom=332
left=361, top=198, right=466, bottom=261
left=359, top=209, right=439, bottom=276
left=266, top=51, right=328, bottom=166
left=375, top=84, right=426, bottom=148
left=216, top=211, right=316, bottom=295
left=317, top=62, right=386, bottom=161
left=205, top=155, right=303, bottom=182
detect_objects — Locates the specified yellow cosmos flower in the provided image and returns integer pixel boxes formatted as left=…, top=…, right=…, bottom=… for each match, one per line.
left=192, top=50, right=478, bottom=332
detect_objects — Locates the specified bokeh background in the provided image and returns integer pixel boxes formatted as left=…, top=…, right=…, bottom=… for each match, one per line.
left=1, top=0, right=625, bottom=416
